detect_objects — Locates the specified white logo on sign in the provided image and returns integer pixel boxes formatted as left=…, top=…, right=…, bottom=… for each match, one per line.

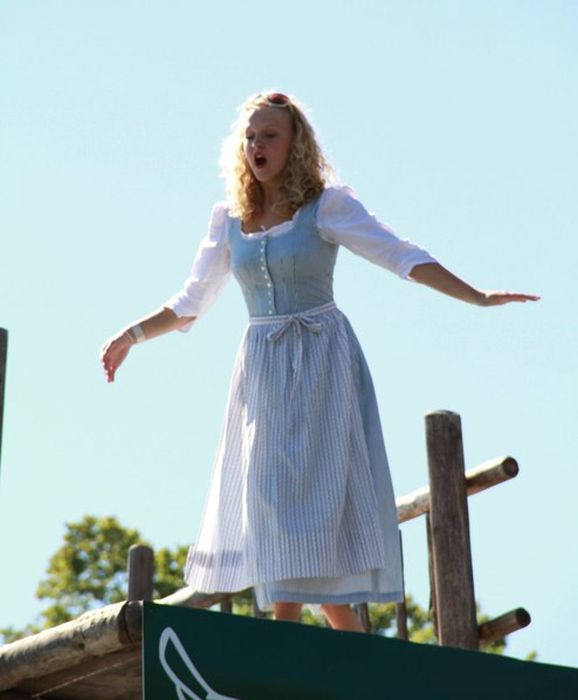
left=159, top=626, right=242, bottom=700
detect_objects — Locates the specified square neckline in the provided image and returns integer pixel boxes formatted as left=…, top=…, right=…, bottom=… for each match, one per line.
left=239, top=206, right=302, bottom=238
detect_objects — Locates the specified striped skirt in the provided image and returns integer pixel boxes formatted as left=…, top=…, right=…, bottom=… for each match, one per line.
left=184, top=301, right=403, bottom=611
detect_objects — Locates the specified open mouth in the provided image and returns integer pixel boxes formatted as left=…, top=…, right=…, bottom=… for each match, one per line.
left=254, top=154, right=267, bottom=168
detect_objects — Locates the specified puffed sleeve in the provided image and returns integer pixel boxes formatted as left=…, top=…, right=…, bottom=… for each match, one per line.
left=317, top=185, right=438, bottom=279
left=163, top=202, right=231, bottom=332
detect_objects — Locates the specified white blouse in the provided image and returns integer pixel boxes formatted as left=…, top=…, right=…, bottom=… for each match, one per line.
left=164, top=185, right=438, bottom=330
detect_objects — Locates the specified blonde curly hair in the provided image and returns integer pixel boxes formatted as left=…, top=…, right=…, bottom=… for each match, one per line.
left=219, top=91, right=335, bottom=220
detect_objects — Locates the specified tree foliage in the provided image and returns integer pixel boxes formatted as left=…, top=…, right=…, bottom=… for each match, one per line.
left=36, top=515, right=142, bottom=626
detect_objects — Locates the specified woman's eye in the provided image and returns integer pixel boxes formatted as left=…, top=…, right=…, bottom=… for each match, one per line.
left=245, top=134, right=254, bottom=141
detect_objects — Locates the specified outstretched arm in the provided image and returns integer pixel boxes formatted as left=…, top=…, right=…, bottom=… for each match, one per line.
left=100, top=203, right=231, bottom=384
left=100, top=307, right=195, bottom=383
left=409, top=262, right=540, bottom=306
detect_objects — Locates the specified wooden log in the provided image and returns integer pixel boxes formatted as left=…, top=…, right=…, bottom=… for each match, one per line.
left=426, top=410, right=478, bottom=650
left=0, top=601, right=141, bottom=691
left=0, top=329, right=7, bottom=471
left=127, top=545, right=154, bottom=601
left=465, top=456, right=519, bottom=496
left=396, top=455, right=518, bottom=524
left=478, top=608, right=531, bottom=646
left=17, top=646, right=141, bottom=698
left=156, top=587, right=230, bottom=609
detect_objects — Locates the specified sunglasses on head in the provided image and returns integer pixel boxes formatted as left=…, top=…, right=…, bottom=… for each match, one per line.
left=262, top=92, right=291, bottom=108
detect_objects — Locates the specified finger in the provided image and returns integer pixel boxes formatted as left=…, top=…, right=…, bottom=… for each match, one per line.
left=104, top=362, right=115, bottom=382
left=507, top=294, right=540, bottom=303
left=490, top=292, right=540, bottom=305
left=510, top=291, right=540, bottom=299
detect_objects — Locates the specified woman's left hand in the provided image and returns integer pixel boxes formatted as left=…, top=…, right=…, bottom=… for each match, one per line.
left=478, top=291, right=541, bottom=306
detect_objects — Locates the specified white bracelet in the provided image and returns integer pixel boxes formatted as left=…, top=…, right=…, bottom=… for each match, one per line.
left=131, top=324, right=146, bottom=344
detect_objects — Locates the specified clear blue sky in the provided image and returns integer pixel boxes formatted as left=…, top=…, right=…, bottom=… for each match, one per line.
left=1, top=0, right=577, bottom=667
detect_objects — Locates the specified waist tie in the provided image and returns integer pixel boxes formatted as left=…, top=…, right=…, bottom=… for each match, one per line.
left=249, top=301, right=337, bottom=404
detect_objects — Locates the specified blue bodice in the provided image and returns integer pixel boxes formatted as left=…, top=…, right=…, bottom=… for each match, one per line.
left=228, top=197, right=338, bottom=317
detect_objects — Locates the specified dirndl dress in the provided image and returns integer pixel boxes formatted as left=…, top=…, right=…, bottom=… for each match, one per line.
left=164, top=185, right=438, bottom=612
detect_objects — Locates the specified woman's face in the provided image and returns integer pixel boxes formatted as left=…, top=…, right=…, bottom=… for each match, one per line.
left=243, top=106, right=294, bottom=189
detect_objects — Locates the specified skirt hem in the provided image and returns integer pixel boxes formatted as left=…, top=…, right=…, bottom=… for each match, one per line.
left=254, top=588, right=405, bottom=611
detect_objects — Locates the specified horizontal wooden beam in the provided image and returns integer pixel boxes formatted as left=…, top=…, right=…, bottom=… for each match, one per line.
left=155, top=587, right=232, bottom=609
left=0, top=601, right=142, bottom=692
left=396, top=456, right=518, bottom=524
left=478, top=608, right=531, bottom=646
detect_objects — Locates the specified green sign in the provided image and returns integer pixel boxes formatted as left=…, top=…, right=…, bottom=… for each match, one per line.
left=143, top=602, right=578, bottom=699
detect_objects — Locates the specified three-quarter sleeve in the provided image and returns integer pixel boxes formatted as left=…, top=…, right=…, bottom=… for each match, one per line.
left=317, top=185, right=438, bottom=279
left=163, top=201, right=231, bottom=332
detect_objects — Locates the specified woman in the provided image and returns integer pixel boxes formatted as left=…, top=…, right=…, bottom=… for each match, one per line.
left=100, top=92, right=538, bottom=632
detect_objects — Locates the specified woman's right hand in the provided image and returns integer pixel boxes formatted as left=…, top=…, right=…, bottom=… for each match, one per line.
left=100, top=331, right=133, bottom=383
left=99, top=308, right=194, bottom=383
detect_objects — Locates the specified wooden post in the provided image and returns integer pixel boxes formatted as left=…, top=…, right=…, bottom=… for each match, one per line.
left=127, top=544, right=154, bottom=601
left=353, top=603, right=371, bottom=633
left=426, top=513, right=438, bottom=640
left=395, top=531, right=408, bottom=640
left=395, top=601, right=408, bottom=641
left=426, top=410, right=478, bottom=650
left=251, top=589, right=266, bottom=618
left=220, top=596, right=233, bottom=614
left=0, top=329, right=7, bottom=472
